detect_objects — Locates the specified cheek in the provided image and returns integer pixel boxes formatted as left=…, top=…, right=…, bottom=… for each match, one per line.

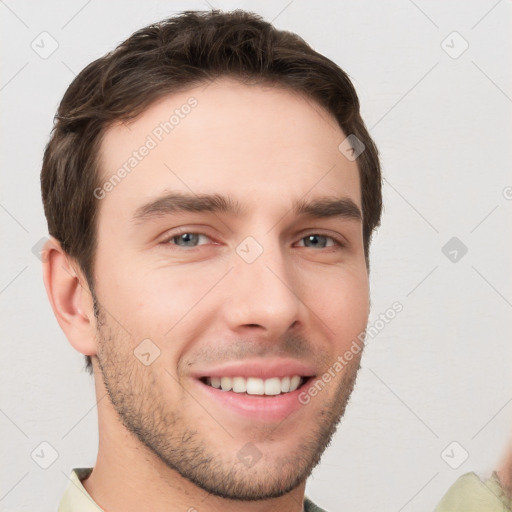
left=101, top=262, right=221, bottom=336
left=305, top=269, right=369, bottom=342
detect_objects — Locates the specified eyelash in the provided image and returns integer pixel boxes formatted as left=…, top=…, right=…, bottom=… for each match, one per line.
left=160, top=230, right=346, bottom=250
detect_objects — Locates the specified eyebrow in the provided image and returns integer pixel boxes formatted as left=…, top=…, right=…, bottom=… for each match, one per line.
left=133, top=192, right=362, bottom=223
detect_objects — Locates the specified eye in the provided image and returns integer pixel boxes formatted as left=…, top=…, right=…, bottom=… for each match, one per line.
left=163, top=232, right=212, bottom=248
left=296, top=234, right=344, bottom=249
left=160, top=231, right=345, bottom=251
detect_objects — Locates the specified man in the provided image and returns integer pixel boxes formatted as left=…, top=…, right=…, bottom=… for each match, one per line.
left=40, top=9, right=382, bottom=511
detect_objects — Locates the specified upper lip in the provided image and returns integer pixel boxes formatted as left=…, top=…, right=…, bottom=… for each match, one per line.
left=191, top=358, right=317, bottom=380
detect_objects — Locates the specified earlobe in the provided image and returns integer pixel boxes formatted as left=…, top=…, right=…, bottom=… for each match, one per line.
left=42, top=236, right=97, bottom=358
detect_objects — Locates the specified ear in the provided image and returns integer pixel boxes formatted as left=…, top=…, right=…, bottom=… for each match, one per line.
left=41, top=236, right=97, bottom=358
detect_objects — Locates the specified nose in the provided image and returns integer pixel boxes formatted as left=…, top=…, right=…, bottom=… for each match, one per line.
left=221, top=238, right=303, bottom=337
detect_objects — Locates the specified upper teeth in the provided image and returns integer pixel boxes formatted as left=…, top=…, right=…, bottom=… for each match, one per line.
left=206, top=376, right=303, bottom=395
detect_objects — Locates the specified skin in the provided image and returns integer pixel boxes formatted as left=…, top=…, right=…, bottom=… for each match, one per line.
left=498, top=449, right=512, bottom=497
left=43, top=78, right=370, bottom=512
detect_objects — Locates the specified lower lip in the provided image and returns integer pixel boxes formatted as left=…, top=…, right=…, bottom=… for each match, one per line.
left=193, top=377, right=315, bottom=422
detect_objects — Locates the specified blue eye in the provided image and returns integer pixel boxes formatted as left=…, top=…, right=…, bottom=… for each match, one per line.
left=168, top=233, right=211, bottom=247
left=297, top=234, right=343, bottom=249
left=162, top=232, right=344, bottom=250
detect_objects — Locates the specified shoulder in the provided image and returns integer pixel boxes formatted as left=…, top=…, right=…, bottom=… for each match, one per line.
left=435, top=472, right=512, bottom=512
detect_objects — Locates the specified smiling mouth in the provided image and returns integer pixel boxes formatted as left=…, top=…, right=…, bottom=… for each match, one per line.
left=199, top=375, right=312, bottom=396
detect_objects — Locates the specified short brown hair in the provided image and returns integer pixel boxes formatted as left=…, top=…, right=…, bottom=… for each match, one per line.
left=41, top=9, right=382, bottom=375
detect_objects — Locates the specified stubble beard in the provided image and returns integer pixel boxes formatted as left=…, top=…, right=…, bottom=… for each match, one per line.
left=94, top=303, right=362, bottom=501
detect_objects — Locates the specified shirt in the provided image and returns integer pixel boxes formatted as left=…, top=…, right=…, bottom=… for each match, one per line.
left=58, top=467, right=327, bottom=512
left=435, top=472, right=512, bottom=512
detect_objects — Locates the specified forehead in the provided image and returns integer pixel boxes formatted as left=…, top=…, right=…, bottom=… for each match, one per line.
left=96, top=78, right=361, bottom=218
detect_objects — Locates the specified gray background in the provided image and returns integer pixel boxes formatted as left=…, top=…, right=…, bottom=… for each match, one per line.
left=1, top=0, right=511, bottom=510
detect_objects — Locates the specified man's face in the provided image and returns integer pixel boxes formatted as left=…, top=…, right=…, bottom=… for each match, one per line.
left=92, top=78, right=369, bottom=500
